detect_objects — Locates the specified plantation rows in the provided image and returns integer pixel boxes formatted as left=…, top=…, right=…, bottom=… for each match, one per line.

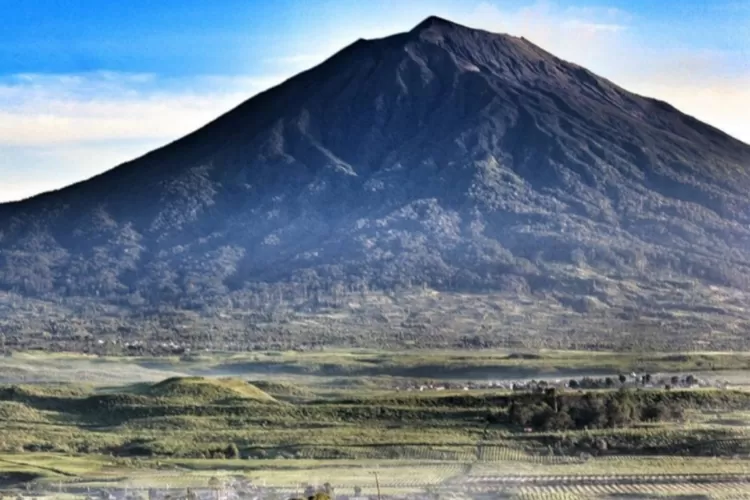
left=289, top=445, right=601, bottom=463
left=269, top=475, right=750, bottom=498
left=504, top=482, right=750, bottom=499
left=478, top=446, right=583, bottom=464
left=276, top=441, right=750, bottom=466
left=462, top=472, right=750, bottom=483
left=689, top=437, right=750, bottom=455
left=291, top=444, right=591, bottom=463
left=292, top=445, right=476, bottom=461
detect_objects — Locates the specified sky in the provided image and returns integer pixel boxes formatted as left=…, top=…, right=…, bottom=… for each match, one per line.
left=0, top=0, right=748, bottom=202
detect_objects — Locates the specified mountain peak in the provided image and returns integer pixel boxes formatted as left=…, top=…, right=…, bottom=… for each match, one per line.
left=411, top=15, right=464, bottom=33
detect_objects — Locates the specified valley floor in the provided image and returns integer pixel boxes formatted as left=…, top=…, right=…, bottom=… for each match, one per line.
left=2, top=350, right=750, bottom=499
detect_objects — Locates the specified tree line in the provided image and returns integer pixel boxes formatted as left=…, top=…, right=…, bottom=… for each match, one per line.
left=498, top=389, right=686, bottom=431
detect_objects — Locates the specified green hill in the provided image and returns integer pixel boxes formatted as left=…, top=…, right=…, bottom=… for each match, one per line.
left=0, top=401, right=48, bottom=423
left=250, top=380, right=314, bottom=399
left=143, top=377, right=276, bottom=403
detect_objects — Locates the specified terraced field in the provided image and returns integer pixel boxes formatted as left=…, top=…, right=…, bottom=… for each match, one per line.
left=506, top=483, right=750, bottom=499
left=4, top=451, right=750, bottom=498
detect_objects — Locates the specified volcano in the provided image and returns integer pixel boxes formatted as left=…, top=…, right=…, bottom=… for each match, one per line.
left=2, top=17, right=750, bottom=350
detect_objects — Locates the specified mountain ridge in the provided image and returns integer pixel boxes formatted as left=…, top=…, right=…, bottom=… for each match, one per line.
left=1, top=17, right=750, bottom=351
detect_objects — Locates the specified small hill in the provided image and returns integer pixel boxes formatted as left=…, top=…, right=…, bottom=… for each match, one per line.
left=0, top=383, right=93, bottom=399
left=250, top=380, right=314, bottom=399
left=0, top=401, right=48, bottom=423
left=145, top=377, right=276, bottom=403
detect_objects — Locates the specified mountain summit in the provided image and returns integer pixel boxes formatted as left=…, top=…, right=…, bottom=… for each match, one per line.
left=410, top=15, right=464, bottom=31
left=2, top=17, right=750, bottom=350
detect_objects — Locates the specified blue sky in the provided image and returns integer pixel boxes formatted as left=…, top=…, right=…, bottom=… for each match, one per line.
left=1, top=0, right=748, bottom=202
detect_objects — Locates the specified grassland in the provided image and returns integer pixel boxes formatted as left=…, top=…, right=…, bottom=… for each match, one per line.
left=4, top=349, right=750, bottom=384
left=2, top=351, right=750, bottom=498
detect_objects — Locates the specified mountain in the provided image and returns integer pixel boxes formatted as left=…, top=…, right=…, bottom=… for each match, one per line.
left=2, top=17, right=750, bottom=352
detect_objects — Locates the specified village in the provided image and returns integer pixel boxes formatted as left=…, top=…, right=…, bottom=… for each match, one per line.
left=394, top=372, right=726, bottom=393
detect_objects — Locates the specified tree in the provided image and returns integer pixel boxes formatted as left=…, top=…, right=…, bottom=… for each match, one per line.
left=510, top=401, right=545, bottom=427
left=570, top=392, right=607, bottom=429
left=606, top=391, right=636, bottom=428
left=568, top=379, right=579, bottom=389
left=225, top=443, right=240, bottom=459
left=618, top=374, right=627, bottom=384
left=642, top=403, right=669, bottom=422
left=542, top=409, right=573, bottom=431
left=545, top=387, right=558, bottom=412
left=530, top=405, right=557, bottom=430
left=670, top=375, right=680, bottom=386
left=605, top=377, right=615, bottom=388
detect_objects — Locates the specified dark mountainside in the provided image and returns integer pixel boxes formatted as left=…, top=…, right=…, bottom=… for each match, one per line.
left=2, top=17, right=750, bottom=351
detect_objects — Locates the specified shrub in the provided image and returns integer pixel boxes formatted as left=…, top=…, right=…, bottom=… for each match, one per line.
left=225, top=443, right=240, bottom=459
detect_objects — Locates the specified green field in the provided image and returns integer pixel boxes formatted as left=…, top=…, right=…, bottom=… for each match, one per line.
left=4, top=349, right=750, bottom=384
left=1, top=351, right=750, bottom=498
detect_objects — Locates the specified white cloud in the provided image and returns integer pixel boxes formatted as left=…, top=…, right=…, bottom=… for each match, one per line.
left=451, top=2, right=750, bottom=143
left=0, top=71, right=296, bottom=202
left=0, top=140, right=166, bottom=202
left=457, top=1, right=629, bottom=62
left=0, top=72, right=288, bottom=146
left=628, top=80, right=750, bottom=142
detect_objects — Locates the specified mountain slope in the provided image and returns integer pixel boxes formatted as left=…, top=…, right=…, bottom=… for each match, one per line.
left=2, top=17, right=750, bottom=350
